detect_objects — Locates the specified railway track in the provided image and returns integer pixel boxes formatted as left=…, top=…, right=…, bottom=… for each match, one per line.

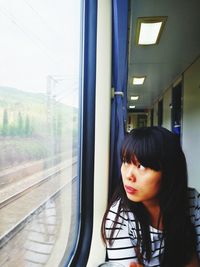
left=0, top=159, right=77, bottom=209
left=0, top=175, right=79, bottom=267
left=0, top=158, right=77, bottom=249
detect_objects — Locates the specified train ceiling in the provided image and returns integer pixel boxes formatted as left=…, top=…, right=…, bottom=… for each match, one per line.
left=127, top=0, right=200, bottom=110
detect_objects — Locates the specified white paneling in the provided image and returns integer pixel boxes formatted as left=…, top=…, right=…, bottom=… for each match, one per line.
left=182, top=57, right=200, bottom=192
left=153, top=102, right=158, bottom=126
left=163, top=87, right=172, bottom=130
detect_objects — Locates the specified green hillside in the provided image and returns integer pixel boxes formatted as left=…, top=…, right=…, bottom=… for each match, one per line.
left=0, top=86, right=78, bottom=138
left=0, top=87, right=78, bottom=170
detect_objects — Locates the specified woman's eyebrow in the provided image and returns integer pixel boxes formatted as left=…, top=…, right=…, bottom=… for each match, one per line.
left=131, top=155, right=138, bottom=164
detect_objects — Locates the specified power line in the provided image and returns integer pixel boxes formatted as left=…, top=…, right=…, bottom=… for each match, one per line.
left=0, top=3, right=58, bottom=64
left=22, top=0, right=62, bottom=41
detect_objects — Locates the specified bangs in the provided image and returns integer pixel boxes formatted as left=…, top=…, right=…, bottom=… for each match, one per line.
left=121, top=128, right=163, bottom=171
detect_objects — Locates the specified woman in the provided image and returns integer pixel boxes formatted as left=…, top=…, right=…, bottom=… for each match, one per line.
left=101, top=126, right=200, bottom=267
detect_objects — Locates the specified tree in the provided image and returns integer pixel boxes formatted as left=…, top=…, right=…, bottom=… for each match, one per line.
left=2, top=109, right=8, bottom=136
left=17, top=112, right=23, bottom=136
left=25, top=115, right=30, bottom=136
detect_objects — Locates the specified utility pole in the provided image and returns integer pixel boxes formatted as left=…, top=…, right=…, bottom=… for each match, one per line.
left=46, top=75, right=67, bottom=166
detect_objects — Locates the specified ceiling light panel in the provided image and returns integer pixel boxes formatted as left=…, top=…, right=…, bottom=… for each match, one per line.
left=131, top=96, right=139, bottom=100
left=136, top=17, right=167, bottom=45
left=139, top=22, right=162, bottom=45
left=133, top=77, right=145, bottom=85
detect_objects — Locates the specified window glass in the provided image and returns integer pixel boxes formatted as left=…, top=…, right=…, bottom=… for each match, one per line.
left=0, top=0, right=82, bottom=265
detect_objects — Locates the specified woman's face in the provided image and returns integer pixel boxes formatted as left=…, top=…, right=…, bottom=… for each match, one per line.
left=121, top=157, right=162, bottom=207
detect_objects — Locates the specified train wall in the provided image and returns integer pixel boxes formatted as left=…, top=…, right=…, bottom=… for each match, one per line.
left=182, top=57, right=200, bottom=192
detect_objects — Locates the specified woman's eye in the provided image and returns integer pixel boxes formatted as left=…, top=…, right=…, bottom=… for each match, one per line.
left=138, top=164, right=145, bottom=170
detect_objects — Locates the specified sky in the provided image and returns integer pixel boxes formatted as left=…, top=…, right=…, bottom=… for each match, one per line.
left=0, top=0, right=81, bottom=107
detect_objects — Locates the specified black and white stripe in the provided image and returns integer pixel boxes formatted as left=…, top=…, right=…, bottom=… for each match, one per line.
left=105, top=187, right=200, bottom=267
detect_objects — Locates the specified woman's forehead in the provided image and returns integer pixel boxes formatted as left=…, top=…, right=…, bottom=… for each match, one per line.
left=123, top=151, right=139, bottom=163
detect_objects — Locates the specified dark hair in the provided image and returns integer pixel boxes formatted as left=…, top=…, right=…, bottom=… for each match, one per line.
left=101, top=126, right=196, bottom=266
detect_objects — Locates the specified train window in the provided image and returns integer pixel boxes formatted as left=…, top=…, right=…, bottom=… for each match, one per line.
left=172, top=83, right=182, bottom=135
left=0, top=0, right=82, bottom=266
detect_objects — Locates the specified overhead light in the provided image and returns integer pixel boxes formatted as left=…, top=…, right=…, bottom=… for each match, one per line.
left=131, top=96, right=139, bottom=100
left=129, top=105, right=135, bottom=109
left=133, top=77, right=145, bottom=85
left=135, top=17, right=167, bottom=45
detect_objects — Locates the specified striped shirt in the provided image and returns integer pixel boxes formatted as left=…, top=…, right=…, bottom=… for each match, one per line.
left=105, top=188, right=200, bottom=267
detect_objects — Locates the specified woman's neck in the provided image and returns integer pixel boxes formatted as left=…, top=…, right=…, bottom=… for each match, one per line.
left=142, top=200, right=163, bottom=230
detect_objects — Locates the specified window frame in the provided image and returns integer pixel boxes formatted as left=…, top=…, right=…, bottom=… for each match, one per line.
left=66, top=0, right=97, bottom=266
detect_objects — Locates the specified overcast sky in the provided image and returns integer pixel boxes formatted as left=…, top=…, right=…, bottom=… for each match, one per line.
left=0, top=0, right=81, bottom=107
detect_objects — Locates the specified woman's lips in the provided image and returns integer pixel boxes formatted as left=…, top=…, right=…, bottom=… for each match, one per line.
left=125, top=185, right=138, bottom=194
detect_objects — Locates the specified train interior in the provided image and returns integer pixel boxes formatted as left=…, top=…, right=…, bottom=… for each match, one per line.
left=0, top=0, right=200, bottom=266
left=88, top=0, right=200, bottom=266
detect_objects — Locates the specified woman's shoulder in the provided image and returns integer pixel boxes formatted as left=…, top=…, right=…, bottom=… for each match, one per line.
left=188, top=187, right=200, bottom=258
left=109, top=198, right=121, bottom=213
left=106, top=198, right=136, bottom=223
left=188, top=187, right=200, bottom=218
left=188, top=187, right=200, bottom=203
left=107, top=198, right=126, bottom=221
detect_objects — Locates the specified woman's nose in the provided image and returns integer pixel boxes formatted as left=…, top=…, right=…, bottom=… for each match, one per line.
left=126, top=165, right=136, bottom=182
